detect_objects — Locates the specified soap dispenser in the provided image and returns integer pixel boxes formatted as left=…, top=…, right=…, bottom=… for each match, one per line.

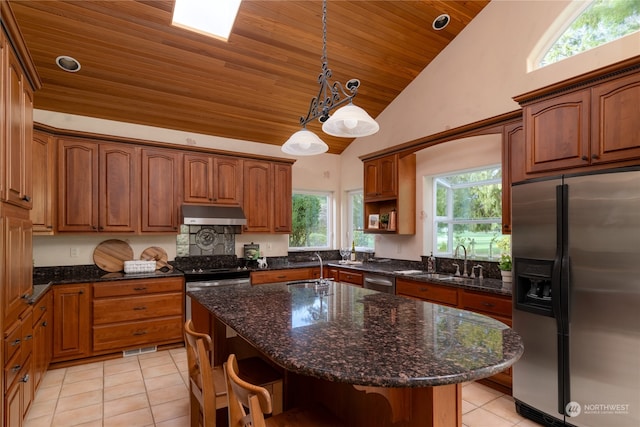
left=427, top=252, right=436, bottom=273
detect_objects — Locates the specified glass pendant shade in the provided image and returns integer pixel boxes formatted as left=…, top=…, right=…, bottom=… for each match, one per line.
left=281, top=128, right=329, bottom=156
left=322, top=103, right=379, bottom=137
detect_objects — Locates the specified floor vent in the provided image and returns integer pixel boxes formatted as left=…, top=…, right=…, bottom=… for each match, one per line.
left=123, top=346, right=158, bottom=357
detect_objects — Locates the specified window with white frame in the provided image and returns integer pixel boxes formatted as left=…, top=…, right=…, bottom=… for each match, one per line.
left=433, top=166, right=503, bottom=260
left=347, top=190, right=374, bottom=251
left=538, top=0, right=640, bottom=68
left=289, top=191, right=332, bottom=250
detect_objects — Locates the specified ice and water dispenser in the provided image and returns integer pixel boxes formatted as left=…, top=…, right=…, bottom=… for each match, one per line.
left=514, top=258, right=555, bottom=317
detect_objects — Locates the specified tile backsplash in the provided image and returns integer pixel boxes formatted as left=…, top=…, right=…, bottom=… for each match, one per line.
left=176, top=225, right=241, bottom=257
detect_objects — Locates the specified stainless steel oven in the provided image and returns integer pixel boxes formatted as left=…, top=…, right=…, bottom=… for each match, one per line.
left=184, top=268, right=251, bottom=319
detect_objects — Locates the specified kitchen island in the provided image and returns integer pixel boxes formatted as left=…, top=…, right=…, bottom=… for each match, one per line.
left=189, top=280, right=523, bottom=427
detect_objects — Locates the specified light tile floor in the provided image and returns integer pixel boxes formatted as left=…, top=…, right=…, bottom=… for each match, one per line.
left=25, top=348, right=542, bottom=427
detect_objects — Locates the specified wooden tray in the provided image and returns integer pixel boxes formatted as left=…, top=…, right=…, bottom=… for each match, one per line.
left=140, top=246, right=172, bottom=270
left=93, top=239, right=134, bottom=272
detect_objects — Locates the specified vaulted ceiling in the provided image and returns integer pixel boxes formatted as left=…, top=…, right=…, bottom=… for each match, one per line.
left=10, top=0, right=489, bottom=154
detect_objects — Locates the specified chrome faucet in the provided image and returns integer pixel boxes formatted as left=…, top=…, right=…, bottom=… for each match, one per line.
left=454, top=244, right=468, bottom=277
left=314, top=252, right=323, bottom=279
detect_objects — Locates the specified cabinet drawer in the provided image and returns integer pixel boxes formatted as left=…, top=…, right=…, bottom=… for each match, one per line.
left=251, top=269, right=311, bottom=285
left=4, top=321, right=22, bottom=364
left=460, top=290, right=512, bottom=318
left=93, top=316, right=183, bottom=352
left=4, top=349, right=23, bottom=392
left=93, top=277, right=184, bottom=298
left=93, top=293, right=183, bottom=325
left=396, top=279, right=458, bottom=306
left=338, top=270, right=363, bottom=286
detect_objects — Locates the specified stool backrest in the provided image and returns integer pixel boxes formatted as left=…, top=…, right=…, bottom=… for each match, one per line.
left=184, top=320, right=216, bottom=427
left=224, top=353, right=272, bottom=427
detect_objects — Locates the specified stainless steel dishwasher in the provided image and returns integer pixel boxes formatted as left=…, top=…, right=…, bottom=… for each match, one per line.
left=363, top=273, right=396, bottom=294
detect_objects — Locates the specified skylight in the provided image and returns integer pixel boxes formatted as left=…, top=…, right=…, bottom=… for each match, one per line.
left=172, top=0, right=242, bottom=41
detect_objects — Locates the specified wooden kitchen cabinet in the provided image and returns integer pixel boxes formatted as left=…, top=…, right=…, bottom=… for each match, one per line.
left=362, top=153, right=415, bottom=235
left=2, top=204, right=32, bottom=326
left=183, top=153, right=243, bottom=205
left=92, top=277, right=184, bottom=353
left=52, top=283, right=92, bottom=363
left=31, top=290, right=52, bottom=391
left=2, top=38, right=34, bottom=210
left=272, top=163, right=292, bottom=233
left=251, top=268, right=314, bottom=285
left=141, top=147, right=181, bottom=233
left=338, top=269, right=363, bottom=286
left=396, top=278, right=458, bottom=307
left=243, top=160, right=292, bottom=233
left=364, top=155, right=397, bottom=199
left=31, top=131, right=55, bottom=234
left=58, top=138, right=138, bottom=233
left=3, top=308, right=34, bottom=427
left=515, top=58, right=640, bottom=175
left=501, top=120, right=524, bottom=235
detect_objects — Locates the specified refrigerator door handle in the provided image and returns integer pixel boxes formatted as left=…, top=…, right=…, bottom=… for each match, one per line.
left=554, top=184, right=571, bottom=416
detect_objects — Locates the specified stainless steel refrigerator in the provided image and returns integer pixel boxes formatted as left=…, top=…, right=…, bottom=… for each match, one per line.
left=511, top=166, right=640, bottom=427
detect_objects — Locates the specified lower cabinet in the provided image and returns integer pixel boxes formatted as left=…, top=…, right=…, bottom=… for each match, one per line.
left=52, top=283, right=92, bottom=363
left=3, top=308, right=34, bottom=427
left=93, top=277, right=184, bottom=354
left=250, top=268, right=315, bottom=285
left=31, top=290, right=52, bottom=391
left=325, top=267, right=363, bottom=286
left=396, top=277, right=513, bottom=393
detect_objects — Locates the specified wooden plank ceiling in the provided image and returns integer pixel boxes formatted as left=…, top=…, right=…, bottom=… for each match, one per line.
left=10, top=0, right=489, bottom=154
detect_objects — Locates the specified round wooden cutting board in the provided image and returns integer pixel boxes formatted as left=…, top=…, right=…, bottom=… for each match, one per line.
left=93, top=239, right=134, bottom=272
left=140, top=246, right=172, bottom=270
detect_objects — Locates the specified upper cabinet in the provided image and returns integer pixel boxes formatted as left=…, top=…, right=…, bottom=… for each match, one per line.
left=515, top=58, right=640, bottom=176
left=243, top=160, right=292, bottom=233
left=183, top=153, right=243, bottom=205
left=364, top=155, right=397, bottom=199
left=1, top=28, right=37, bottom=210
left=501, top=120, right=524, bottom=235
left=31, top=131, right=55, bottom=234
left=362, top=153, right=416, bottom=235
left=58, top=139, right=139, bottom=233
left=141, top=147, right=181, bottom=233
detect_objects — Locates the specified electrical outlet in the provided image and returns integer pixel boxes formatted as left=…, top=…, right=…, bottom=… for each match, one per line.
left=70, top=247, right=80, bottom=258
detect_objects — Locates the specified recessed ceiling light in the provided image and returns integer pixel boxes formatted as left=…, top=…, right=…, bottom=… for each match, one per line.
left=432, top=14, right=450, bottom=30
left=56, top=56, right=81, bottom=72
left=172, top=0, right=242, bottom=41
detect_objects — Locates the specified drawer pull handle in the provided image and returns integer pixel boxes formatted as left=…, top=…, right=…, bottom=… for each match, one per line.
left=133, top=330, right=147, bottom=336
left=24, top=334, right=33, bottom=341
left=133, top=287, right=147, bottom=291
left=277, top=275, right=286, bottom=279
left=42, top=321, right=48, bottom=327
left=133, top=306, right=147, bottom=311
left=482, top=302, right=495, bottom=308
left=12, top=365, right=21, bottom=373
left=11, top=339, right=21, bottom=346
left=419, top=287, right=429, bottom=292
left=21, top=374, right=30, bottom=383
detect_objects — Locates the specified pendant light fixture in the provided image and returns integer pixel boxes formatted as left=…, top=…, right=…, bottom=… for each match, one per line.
left=281, top=0, right=379, bottom=156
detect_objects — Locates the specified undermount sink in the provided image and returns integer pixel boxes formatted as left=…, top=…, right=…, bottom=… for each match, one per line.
left=287, top=279, right=332, bottom=288
left=414, top=273, right=467, bottom=282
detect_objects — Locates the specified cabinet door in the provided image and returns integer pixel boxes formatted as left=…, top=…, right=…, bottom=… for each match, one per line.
left=213, top=156, right=243, bottom=205
left=57, top=139, right=99, bottom=232
left=2, top=207, right=32, bottom=324
left=4, top=47, right=33, bottom=209
left=243, top=160, right=272, bottom=232
left=591, top=72, right=640, bottom=164
left=501, top=121, right=524, bottom=235
left=99, top=143, right=138, bottom=232
left=364, top=156, right=397, bottom=200
left=183, top=153, right=214, bottom=204
left=363, top=160, right=381, bottom=199
left=52, top=284, right=91, bottom=362
left=524, top=90, right=590, bottom=173
left=141, top=148, right=180, bottom=233
left=31, top=131, right=55, bottom=234
left=272, top=163, right=291, bottom=233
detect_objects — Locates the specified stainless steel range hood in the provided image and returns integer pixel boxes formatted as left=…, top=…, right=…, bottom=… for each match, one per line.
left=181, top=204, right=247, bottom=226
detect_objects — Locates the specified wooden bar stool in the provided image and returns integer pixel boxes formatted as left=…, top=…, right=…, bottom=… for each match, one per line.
left=224, top=354, right=346, bottom=427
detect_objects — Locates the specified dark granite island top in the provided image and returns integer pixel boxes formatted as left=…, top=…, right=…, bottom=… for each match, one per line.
left=190, top=281, right=523, bottom=426
left=189, top=281, right=522, bottom=389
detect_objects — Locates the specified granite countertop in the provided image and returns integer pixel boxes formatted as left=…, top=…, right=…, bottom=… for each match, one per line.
left=189, top=281, right=523, bottom=388
left=265, top=260, right=511, bottom=297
